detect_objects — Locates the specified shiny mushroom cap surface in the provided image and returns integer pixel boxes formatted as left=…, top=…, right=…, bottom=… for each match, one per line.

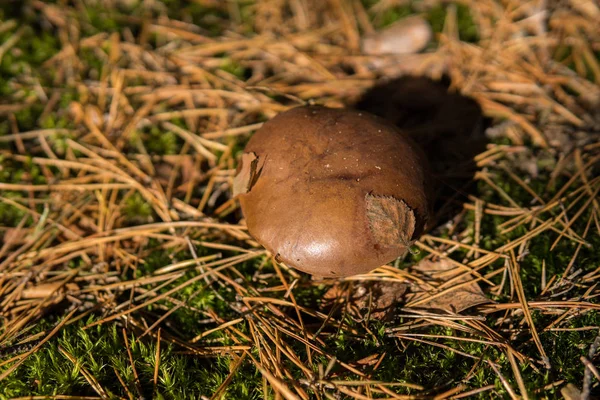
left=234, top=106, right=432, bottom=277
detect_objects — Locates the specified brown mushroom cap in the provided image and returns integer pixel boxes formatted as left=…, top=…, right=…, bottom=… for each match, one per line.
left=234, top=106, right=432, bottom=277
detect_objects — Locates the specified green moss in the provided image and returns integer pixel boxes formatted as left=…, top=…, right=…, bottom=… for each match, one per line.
left=0, top=27, right=59, bottom=87
left=0, top=120, right=10, bottom=137
left=79, top=48, right=105, bottom=79
left=40, top=114, right=73, bottom=130
left=58, top=91, right=79, bottom=109
left=13, top=104, right=45, bottom=131
left=153, top=0, right=228, bottom=35
left=0, top=192, right=29, bottom=227
left=0, top=316, right=263, bottom=399
left=48, top=130, right=74, bottom=156
left=220, top=58, right=247, bottom=79
left=27, top=32, right=60, bottom=65
left=427, top=3, right=479, bottom=43
left=144, top=126, right=180, bottom=155
left=122, top=192, right=154, bottom=222
left=377, top=5, right=413, bottom=29
left=85, top=7, right=120, bottom=33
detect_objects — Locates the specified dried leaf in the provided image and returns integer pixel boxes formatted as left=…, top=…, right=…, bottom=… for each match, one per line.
left=561, top=383, right=582, bottom=400
left=85, top=105, right=104, bottom=129
left=21, top=283, right=63, bottom=299
left=233, top=152, right=260, bottom=197
left=365, top=194, right=415, bottom=247
left=3, top=228, right=28, bottom=245
left=68, top=102, right=84, bottom=124
left=568, top=0, right=599, bottom=19
left=407, top=259, right=490, bottom=313
left=323, top=281, right=408, bottom=320
left=361, top=16, right=432, bottom=55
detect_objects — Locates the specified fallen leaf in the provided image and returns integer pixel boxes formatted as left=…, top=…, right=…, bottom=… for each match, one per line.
left=2, top=228, right=29, bottom=245
left=361, top=15, right=432, bottom=55
left=85, top=104, right=104, bottom=129
left=21, top=282, right=64, bottom=299
left=568, top=0, right=599, bottom=19
left=366, top=194, right=415, bottom=247
left=407, top=259, right=490, bottom=313
left=323, top=280, right=409, bottom=321
left=68, top=102, right=84, bottom=124
left=561, top=383, right=582, bottom=400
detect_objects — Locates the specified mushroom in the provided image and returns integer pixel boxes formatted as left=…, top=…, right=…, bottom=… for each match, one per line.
left=233, top=106, right=432, bottom=277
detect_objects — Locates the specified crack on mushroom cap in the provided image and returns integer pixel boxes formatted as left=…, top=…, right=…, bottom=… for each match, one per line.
left=365, top=193, right=416, bottom=248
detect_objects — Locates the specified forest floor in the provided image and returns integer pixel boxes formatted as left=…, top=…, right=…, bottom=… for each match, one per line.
left=0, top=0, right=599, bottom=399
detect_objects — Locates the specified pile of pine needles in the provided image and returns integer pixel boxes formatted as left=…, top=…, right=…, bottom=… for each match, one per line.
left=0, top=0, right=599, bottom=398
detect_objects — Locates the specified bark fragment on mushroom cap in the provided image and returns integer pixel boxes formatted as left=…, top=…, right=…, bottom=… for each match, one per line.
left=235, top=106, right=432, bottom=277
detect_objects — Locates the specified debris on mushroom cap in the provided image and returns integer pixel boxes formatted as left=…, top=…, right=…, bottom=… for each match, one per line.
left=232, top=152, right=261, bottom=197
left=361, top=15, right=432, bottom=56
left=234, top=106, right=433, bottom=277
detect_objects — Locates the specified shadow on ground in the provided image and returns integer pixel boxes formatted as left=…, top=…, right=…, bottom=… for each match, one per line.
left=353, top=75, right=490, bottom=226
